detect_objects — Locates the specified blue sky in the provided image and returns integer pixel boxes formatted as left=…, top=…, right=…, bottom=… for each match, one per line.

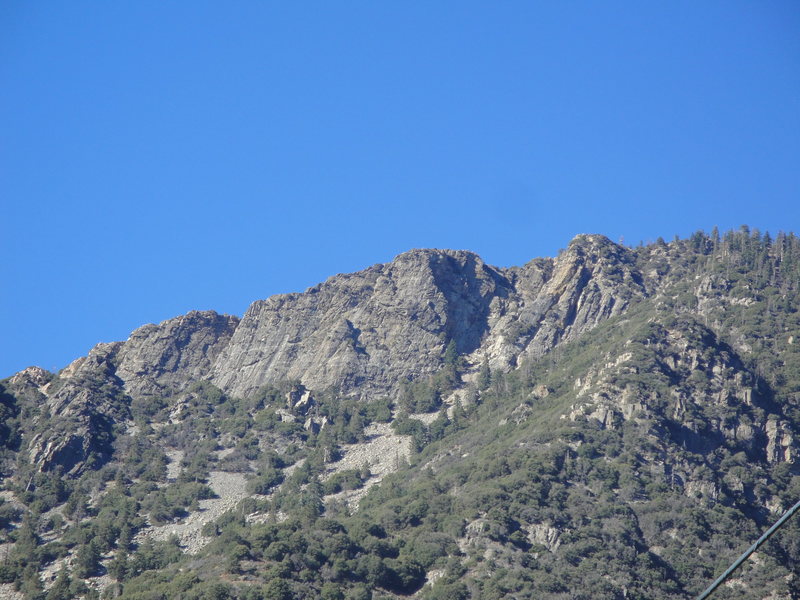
left=2, top=1, right=799, bottom=377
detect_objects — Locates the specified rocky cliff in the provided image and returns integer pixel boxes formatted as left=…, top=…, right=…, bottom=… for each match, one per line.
left=6, top=233, right=797, bottom=477
left=115, top=310, right=239, bottom=403
left=210, top=235, right=650, bottom=399
left=16, top=235, right=649, bottom=434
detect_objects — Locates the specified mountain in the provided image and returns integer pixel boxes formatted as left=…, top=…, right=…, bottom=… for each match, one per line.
left=0, top=228, right=799, bottom=600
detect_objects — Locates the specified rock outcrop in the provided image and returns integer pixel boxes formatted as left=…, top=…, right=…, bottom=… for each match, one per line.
left=563, top=317, right=798, bottom=501
left=472, top=234, right=649, bottom=370
left=115, top=310, right=239, bottom=403
left=211, top=249, right=512, bottom=399
left=24, top=343, right=129, bottom=474
left=211, top=236, right=649, bottom=399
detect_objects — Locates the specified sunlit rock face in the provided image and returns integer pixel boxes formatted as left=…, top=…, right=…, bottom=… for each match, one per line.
left=211, top=249, right=512, bottom=399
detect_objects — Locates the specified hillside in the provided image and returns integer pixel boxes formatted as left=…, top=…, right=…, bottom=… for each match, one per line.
left=1, top=227, right=799, bottom=600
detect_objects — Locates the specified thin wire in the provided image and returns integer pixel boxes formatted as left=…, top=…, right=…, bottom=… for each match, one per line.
left=696, top=497, right=800, bottom=600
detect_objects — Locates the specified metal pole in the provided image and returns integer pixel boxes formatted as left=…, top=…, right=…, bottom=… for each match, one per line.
left=696, top=497, right=800, bottom=599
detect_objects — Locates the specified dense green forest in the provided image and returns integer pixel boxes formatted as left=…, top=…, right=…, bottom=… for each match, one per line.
left=1, top=227, right=799, bottom=599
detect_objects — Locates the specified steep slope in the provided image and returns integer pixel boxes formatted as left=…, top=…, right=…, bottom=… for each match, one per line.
left=336, top=296, right=799, bottom=599
left=4, top=235, right=650, bottom=475
left=2, top=311, right=239, bottom=478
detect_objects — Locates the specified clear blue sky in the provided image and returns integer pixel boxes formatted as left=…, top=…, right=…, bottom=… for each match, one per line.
left=2, top=1, right=799, bottom=377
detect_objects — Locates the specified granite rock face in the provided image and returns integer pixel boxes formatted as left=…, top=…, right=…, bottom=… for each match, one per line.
left=115, top=310, right=239, bottom=402
left=211, top=249, right=511, bottom=399
left=474, top=234, right=649, bottom=370
left=1, top=235, right=667, bottom=475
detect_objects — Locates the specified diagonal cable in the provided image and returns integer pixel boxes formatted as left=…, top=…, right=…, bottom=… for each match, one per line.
left=696, top=497, right=800, bottom=599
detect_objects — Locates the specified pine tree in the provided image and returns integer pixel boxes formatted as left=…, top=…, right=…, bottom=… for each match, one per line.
left=477, top=359, right=491, bottom=391
left=73, top=540, right=101, bottom=579
left=44, top=568, right=71, bottom=600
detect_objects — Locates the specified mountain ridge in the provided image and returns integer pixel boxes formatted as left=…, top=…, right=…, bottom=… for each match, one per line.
left=1, top=228, right=799, bottom=600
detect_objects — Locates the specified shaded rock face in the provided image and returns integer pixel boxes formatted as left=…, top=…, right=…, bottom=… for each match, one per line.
left=115, top=310, right=239, bottom=403
left=766, top=418, right=796, bottom=464
left=25, top=343, right=129, bottom=475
